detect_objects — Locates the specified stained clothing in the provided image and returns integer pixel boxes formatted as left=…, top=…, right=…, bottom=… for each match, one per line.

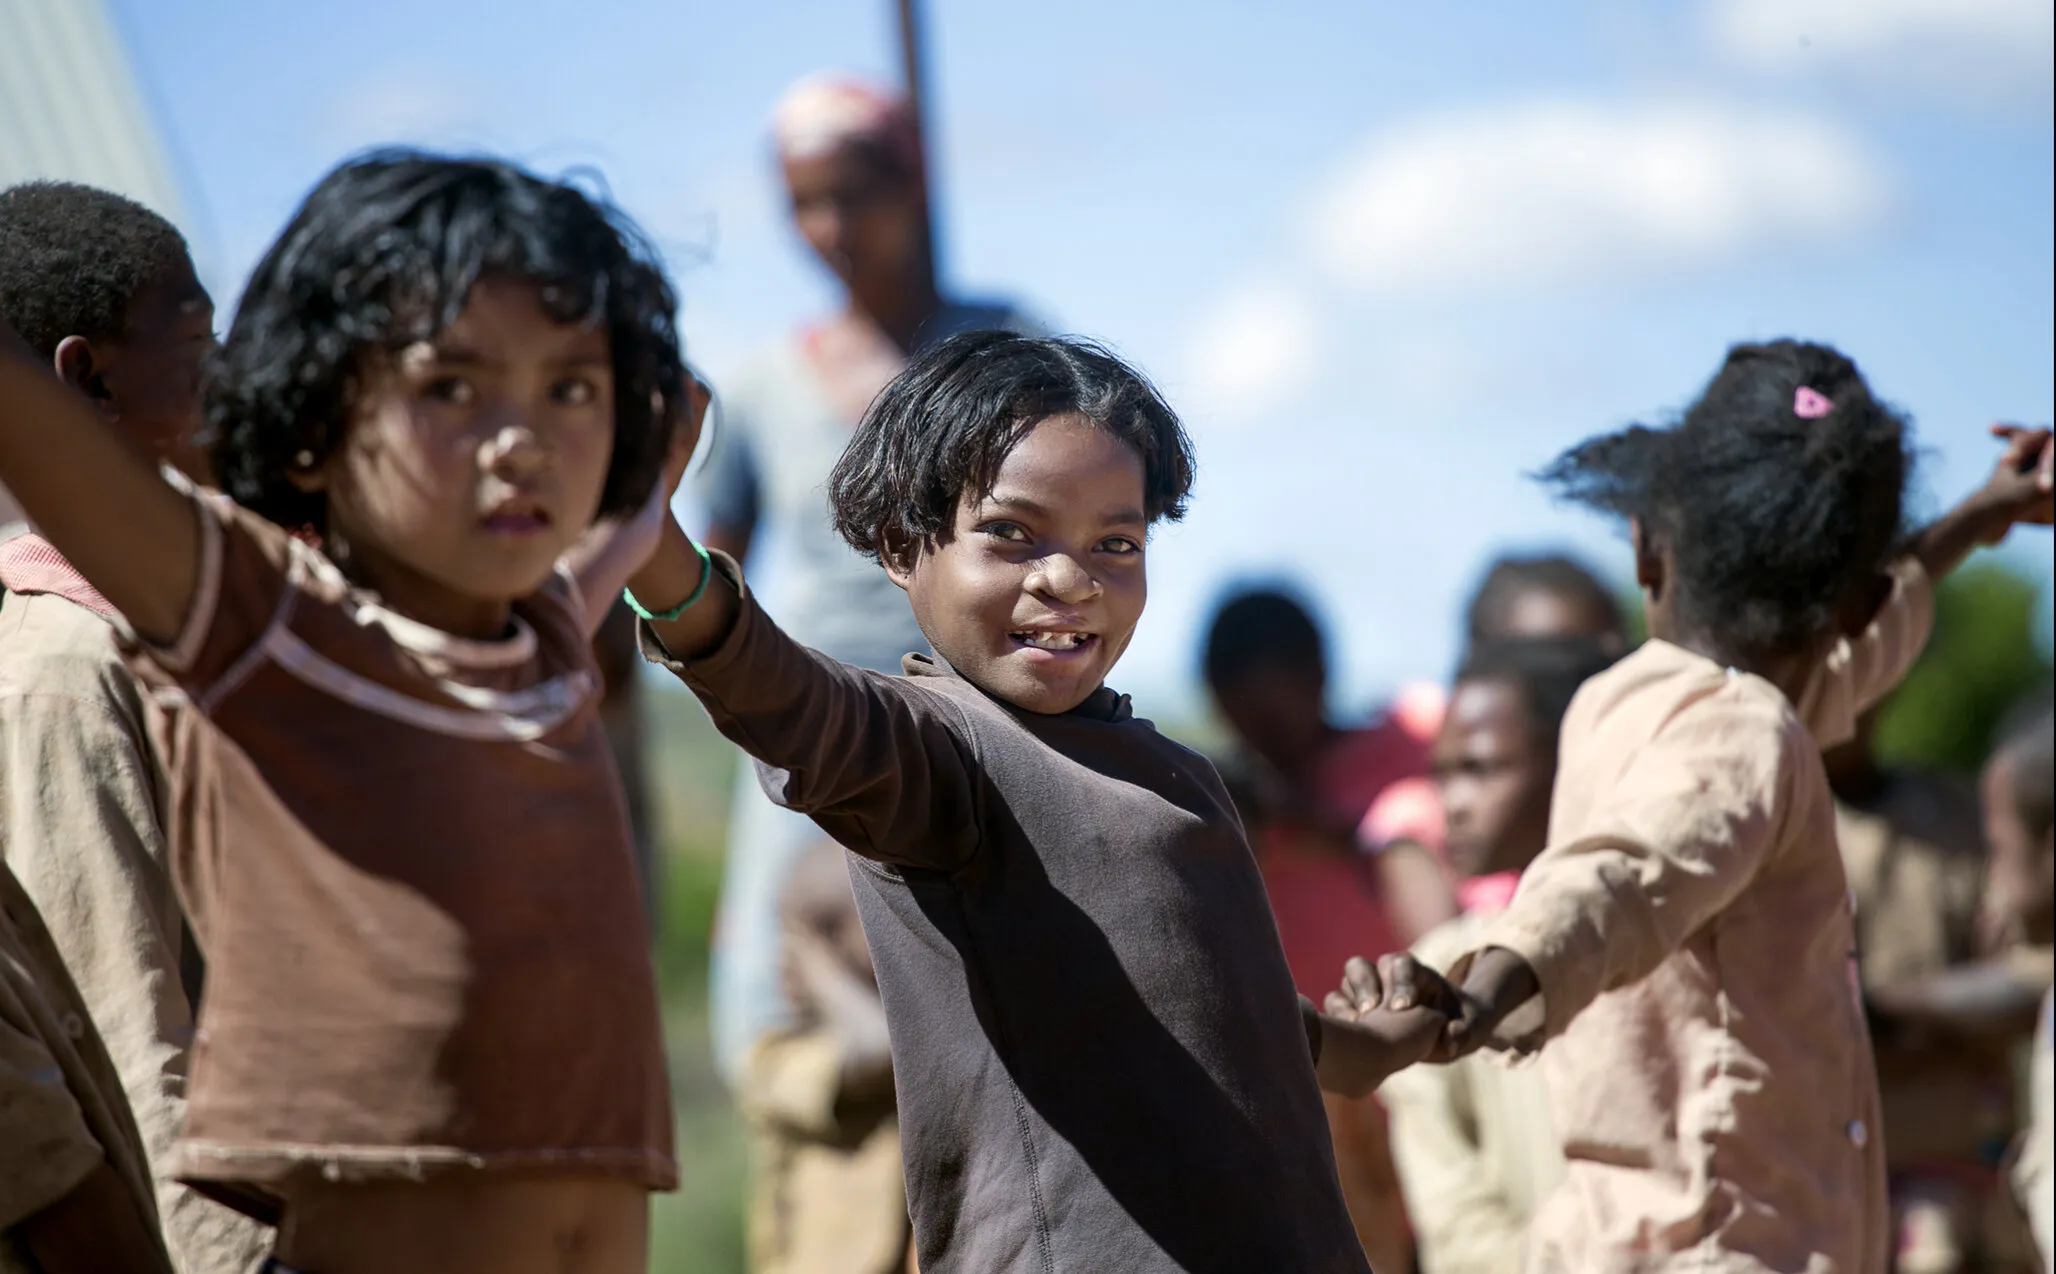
left=1476, top=557, right=1933, bottom=1274
left=643, top=556, right=1369, bottom=1274
left=0, top=537, right=272, bottom=1272
left=123, top=483, right=673, bottom=1214
left=0, top=862, right=170, bottom=1274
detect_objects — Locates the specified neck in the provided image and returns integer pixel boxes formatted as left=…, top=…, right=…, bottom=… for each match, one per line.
left=849, top=274, right=942, bottom=353
left=1663, top=626, right=1816, bottom=703
left=326, top=533, right=513, bottom=641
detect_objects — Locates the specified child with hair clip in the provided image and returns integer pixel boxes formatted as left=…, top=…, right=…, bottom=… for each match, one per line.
left=1336, top=341, right=2053, bottom=1274
left=627, top=330, right=1439, bottom=1274
left=0, top=151, right=690, bottom=1274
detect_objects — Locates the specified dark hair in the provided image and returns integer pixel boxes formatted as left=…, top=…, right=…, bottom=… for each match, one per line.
left=1539, top=340, right=1909, bottom=655
left=1465, top=553, right=1624, bottom=648
left=0, top=181, right=189, bottom=360
left=1202, top=588, right=1326, bottom=689
left=828, top=331, right=1195, bottom=565
left=208, top=150, right=683, bottom=534
left=1455, top=636, right=1618, bottom=748
left=1996, top=699, right=2055, bottom=843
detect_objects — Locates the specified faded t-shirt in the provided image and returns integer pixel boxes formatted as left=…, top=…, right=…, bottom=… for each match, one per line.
left=124, top=484, right=673, bottom=1216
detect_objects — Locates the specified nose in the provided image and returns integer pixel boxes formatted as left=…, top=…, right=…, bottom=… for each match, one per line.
left=481, top=414, right=549, bottom=485
left=1025, top=552, right=1101, bottom=605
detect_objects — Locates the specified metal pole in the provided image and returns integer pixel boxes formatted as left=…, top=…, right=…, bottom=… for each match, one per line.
left=895, top=0, right=940, bottom=298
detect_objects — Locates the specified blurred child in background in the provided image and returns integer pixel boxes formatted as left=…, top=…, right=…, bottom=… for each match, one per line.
left=1202, top=586, right=1443, bottom=1271
left=1827, top=706, right=2021, bottom=1273
left=740, top=839, right=913, bottom=1274
left=1348, top=342, right=2054, bottom=1272
left=1380, top=636, right=1614, bottom=1274
left=0, top=179, right=273, bottom=1273
left=1462, top=553, right=1629, bottom=658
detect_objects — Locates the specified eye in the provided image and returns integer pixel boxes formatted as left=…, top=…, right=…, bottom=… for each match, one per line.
left=1098, top=535, right=1142, bottom=556
left=551, top=375, right=600, bottom=406
left=423, top=375, right=474, bottom=406
left=977, top=521, right=1030, bottom=544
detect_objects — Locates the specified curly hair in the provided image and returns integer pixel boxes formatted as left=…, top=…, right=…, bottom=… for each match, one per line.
left=0, top=181, right=189, bottom=360
left=1539, top=340, right=1910, bottom=655
left=208, top=149, right=683, bottom=534
left=828, top=331, right=1195, bottom=565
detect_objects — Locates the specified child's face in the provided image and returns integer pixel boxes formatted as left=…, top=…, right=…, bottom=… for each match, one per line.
left=1432, top=677, right=1554, bottom=879
left=298, top=276, right=615, bottom=637
left=891, top=413, right=1148, bottom=715
left=77, top=253, right=214, bottom=468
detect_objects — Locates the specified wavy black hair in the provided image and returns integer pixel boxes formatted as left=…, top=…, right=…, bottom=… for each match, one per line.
left=828, top=331, right=1195, bottom=566
left=0, top=181, right=189, bottom=359
left=208, top=149, right=683, bottom=534
left=1455, top=636, right=1619, bottom=749
left=1540, top=340, right=1910, bottom=656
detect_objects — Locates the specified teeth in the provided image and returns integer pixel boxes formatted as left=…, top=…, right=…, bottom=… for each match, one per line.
left=1014, top=631, right=1088, bottom=651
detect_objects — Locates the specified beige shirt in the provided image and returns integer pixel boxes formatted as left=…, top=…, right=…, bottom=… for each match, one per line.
left=0, top=578, right=274, bottom=1273
left=738, top=1030, right=911, bottom=1274
left=1382, top=908, right=1565, bottom=1274
left=0, top=862, right=169, bottom=1274
left=1478, top=558, right=1932, bottom=1274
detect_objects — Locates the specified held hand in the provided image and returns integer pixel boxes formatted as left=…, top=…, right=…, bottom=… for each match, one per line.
left=1979, top=424, right=2055, bottom=537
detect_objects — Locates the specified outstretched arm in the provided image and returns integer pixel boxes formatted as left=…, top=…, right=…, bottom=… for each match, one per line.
left=1907, top=425, right=2052, bottom=584
left=0, top=320, right=196, bottom=644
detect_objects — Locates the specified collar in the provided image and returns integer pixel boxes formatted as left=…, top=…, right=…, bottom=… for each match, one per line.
left=900, top=651, right=1133, bottom=723
left=0, top=534, right=118, bottom=621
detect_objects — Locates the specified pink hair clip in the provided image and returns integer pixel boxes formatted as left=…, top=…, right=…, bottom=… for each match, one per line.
left=1794, top=386, right=1834, bottom=419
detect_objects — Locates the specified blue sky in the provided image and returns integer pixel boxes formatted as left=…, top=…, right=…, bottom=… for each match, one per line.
left=111, top=0, right=2055, bottom=716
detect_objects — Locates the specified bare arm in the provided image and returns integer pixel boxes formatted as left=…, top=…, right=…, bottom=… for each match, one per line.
left=0, top=320, right=196, bottom=644
left=14, top=1159, right=174, bottom=1274
left=1908, top=424, right=2053, bottom=584
left=700, top=517, right=754, bottom=567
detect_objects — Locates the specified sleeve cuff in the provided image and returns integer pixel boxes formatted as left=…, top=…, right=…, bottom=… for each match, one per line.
left=634, top=548, right=753, bottom=684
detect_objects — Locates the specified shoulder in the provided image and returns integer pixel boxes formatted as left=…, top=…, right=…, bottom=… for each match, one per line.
left=0, top=592, right=141, bottom=718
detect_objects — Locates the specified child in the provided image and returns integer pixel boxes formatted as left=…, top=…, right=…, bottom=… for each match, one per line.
left=0, top=178, right=274, bottom=1274
left=628, top=331, right=1439, bottom=1273
left=0, top=152, right=687, bottom=1274
left=1378, top=636, right=1615, bottom=1274
left=742, top=839, right=912, bottom=1274
left=1201, top=586, right=1441, bottom=1272
left=0, top=860, right=174, bottom=1274
left=1346, top=342, right=2053, bottom=1272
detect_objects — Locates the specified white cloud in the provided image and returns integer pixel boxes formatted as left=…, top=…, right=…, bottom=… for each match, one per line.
left=1306, top=100, right=1890, bottom=295
left=1176, top=280, right=1322, bottom=415
left=1706, top=0, right=2053, bottom=105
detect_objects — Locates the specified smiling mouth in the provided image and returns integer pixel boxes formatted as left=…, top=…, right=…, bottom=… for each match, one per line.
left=1011, top=630, right=1096, bottom=652
left=481, top=506, right=551, bottom=535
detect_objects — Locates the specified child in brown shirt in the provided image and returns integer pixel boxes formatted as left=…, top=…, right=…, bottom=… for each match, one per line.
left=628, top=332, right=1441, bottom=1273
left=0, top=152, right=691, bottom=1274
left=1341, top=342, right=2052, bottom=1273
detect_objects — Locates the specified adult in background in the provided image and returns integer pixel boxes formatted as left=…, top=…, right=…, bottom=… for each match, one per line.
left=695, top=74, right=1035, bottom=1093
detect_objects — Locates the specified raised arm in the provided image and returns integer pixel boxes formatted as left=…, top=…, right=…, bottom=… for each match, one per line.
left=0, top=320, right=197, bottom=645
left=1907, top=424, right=2052, bottom=583
left=1446, top=696, right=1790, bottom=1056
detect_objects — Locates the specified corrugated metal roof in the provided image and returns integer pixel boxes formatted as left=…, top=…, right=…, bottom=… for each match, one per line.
left=0, top=0, right=187, bottom=222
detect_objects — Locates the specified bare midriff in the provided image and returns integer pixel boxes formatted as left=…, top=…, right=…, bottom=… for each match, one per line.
left=273, top=1176, right=648, bottom=1274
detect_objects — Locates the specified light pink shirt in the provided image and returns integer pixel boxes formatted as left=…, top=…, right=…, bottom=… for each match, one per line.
left=1475, top=558, right=1932, bottom=1274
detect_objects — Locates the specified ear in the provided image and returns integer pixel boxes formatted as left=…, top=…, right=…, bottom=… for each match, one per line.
left=1630, top=517, right=1664, bottom=597
left=52, top=336, right=117, bottom=416
left=878, top=529, right=917, bottom=591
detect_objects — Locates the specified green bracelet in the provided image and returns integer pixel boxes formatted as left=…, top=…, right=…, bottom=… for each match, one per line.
left=623, top=540, right=713, bottom=623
